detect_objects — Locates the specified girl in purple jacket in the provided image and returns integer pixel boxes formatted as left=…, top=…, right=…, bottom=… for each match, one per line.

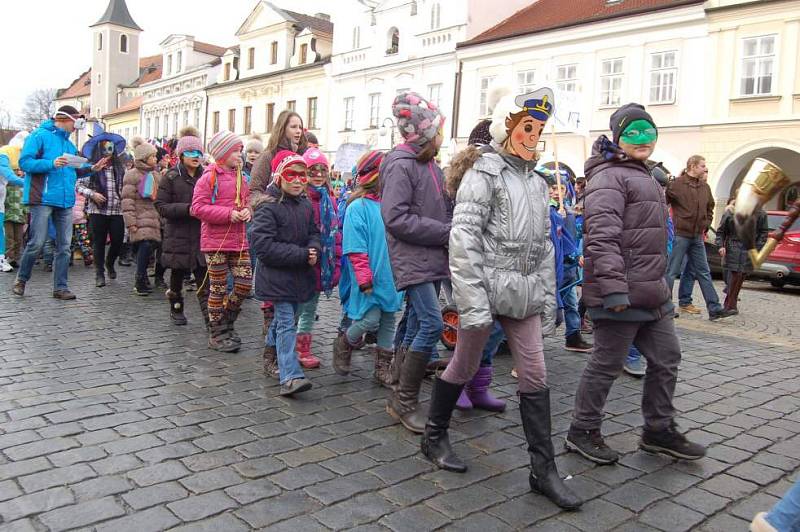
left=190, top=131, right=252, bottom=353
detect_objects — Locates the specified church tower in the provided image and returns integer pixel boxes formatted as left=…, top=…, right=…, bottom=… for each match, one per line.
left=90, top=0, right=142, bottom=118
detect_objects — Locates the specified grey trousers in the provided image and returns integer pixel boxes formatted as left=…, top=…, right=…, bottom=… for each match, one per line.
left=571, top=314, right=681, bottom=432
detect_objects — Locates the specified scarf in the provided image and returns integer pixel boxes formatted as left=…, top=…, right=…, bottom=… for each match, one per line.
left=313, top=184, right=337, bottom=296
left=138, top=171, right=157, bottom=200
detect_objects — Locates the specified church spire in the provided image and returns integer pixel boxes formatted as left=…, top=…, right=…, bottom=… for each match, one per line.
left=90, top=0, right=142, bottom=31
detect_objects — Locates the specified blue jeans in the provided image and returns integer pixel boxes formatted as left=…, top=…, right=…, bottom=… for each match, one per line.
left=481, top=320, right=505, bottom=366
left=562, top=284, right=581, bottom=337
left=346, top=306, right=396, bottom=350
left=666, top=235, right=722, bottom=313
left=678, top=255, right=694, bottom=306
left=266, top=302, right=305, bottom=384
left=404, top=281, right=443, bottom=355
left=17, top=205, right=72, bottom=290
left=766, top=478, right=800, bottom=531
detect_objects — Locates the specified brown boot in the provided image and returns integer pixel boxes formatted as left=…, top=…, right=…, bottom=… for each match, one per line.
left=373, top=347, right=394, bottom=388
left=333, top=333, right=355, bottom=376
left=390, top=345, right=407, bottom=386
left=386, top=350, right=429, bottom=433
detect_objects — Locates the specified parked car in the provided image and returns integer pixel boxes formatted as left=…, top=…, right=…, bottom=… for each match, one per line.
left=705, top=210, right=800, bottom=287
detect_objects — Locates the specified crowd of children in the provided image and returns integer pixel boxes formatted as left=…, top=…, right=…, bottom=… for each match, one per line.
left=13, top=88, right=777, bottom=513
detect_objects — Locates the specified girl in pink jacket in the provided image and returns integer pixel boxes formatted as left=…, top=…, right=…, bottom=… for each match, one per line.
left=191, top=131, right=252, bottom=353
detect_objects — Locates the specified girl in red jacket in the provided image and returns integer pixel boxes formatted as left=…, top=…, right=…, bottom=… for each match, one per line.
left=190, top=131, right=252, bottom=353
left=293, top=148, right=342, bottom=369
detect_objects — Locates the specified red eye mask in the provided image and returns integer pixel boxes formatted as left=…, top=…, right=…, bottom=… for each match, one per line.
left=282, top=169, right=308, bottom=184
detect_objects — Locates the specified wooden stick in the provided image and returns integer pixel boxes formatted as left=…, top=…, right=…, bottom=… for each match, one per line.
left=551, top=122, right=565, bottom=215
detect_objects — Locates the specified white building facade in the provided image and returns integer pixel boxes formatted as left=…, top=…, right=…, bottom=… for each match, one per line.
left=326, top=0, right=530, bottom=157
left=205, top=1, right=333, bottom=147
left=139, top=35, right=226, bottom=142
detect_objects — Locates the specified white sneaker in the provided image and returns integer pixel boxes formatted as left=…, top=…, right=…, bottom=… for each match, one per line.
left=0, top=256, right=13, bottom=272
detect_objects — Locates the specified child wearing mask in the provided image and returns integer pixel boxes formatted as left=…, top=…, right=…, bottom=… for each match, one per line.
left=333, top=151, right=401, bottom=386
left=294, top=147, right=342, bottom=369
left=71, top=192, right=93, bottom=267
left=250, top=150, right=320, bottom=396
left=191, top=131, right=253, bottom=352
left=122, top=139, right=162, bottom=295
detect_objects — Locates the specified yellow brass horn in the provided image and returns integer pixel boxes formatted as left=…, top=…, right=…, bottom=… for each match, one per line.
left=734, top=158, right=794, bottom=269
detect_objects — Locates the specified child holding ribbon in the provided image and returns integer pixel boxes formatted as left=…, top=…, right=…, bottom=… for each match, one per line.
left=122, top=139, right=162, bottom=295
left=191, top=131, right=252, bottom=353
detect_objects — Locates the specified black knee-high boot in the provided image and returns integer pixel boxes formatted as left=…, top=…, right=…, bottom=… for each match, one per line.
left=520, top=388, right=583, bottom=510
left=421, top=377, right=467, bottom=472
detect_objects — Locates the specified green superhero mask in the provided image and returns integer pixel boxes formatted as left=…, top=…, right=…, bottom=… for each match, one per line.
left=619, top=119, right=657, bottom=145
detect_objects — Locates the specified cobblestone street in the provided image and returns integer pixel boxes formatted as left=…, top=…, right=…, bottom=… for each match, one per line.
left=1, top=266, right=799, bottom=531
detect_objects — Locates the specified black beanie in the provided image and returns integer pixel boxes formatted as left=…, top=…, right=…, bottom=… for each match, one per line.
left=610, top=103, right=656, bottom=144
left=468, top=119, right=492, bottom=146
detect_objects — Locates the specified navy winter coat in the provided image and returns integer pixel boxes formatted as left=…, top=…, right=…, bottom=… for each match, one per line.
left=250, top=184, right=321, bottom=303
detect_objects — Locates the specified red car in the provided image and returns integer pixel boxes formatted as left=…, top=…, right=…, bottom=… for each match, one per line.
left=762, top=210, right=800, bottom=288
left=706, top=210, right=800, bottom=287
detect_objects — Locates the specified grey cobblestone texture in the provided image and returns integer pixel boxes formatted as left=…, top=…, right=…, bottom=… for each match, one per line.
left=1, top=270, right=798, bottom=530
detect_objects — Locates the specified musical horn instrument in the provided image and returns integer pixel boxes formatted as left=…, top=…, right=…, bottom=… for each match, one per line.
left=734, top=158, right=797, bottom=269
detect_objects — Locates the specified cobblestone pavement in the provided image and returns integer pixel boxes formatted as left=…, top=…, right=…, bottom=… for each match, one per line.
left=1, top=266, right=799, bottom=531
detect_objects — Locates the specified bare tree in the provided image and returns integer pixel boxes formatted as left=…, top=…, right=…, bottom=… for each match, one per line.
left=19, top=89, right=57, bottom=131
left=0, top=104, right=13, bottom=131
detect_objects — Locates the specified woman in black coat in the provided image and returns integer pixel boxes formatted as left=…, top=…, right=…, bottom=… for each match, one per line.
left=715, top=201, right=768, bottom=313
left=154, top=148, right=207, bottom=326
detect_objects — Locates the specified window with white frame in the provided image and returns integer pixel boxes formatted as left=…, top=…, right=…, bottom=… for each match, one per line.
left=600, top=58, right=624, bottom=107
left=369, top=93, right=381, bottom=128
left=430, top=3, right=441, bottom=30
left=193, top=108, right=200, bottom=128
left=741, top=35, right=776, bottom=96
left=428, top=83, right=442, bottom=107
left=154, top=116, right=160, bottom=137
left=344, top=97, right=355, bottom=130
left=353, top=27, right=361, bottom=49
left=479, top=75, right=496, bottom=116
left=145, top=118, right=151, bottom=138
left=649, top=51, right=677, bottom=104
left=167, top=55, right=173, bottom=76
left=556, top=64, right=578, bottom=93
left=517, top=70, right=536, bottom=94
left=177, top=51, right=182, bottom=72
left=182, top=110, right=189, bottom=128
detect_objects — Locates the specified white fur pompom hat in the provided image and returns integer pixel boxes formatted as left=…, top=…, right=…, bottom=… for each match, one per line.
left=490, top=86, right=556, bottom=144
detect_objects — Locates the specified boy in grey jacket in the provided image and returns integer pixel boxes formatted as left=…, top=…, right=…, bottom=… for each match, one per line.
left=565, top=103, right=705, bottom=464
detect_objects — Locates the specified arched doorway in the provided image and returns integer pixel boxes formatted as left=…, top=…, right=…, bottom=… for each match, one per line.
left=714, top=141, right=800, bottom=221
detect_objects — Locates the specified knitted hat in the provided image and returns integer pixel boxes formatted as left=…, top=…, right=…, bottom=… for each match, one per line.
left=610, top=103, right=657, bottom=145
left=245, top=135, right=264, bottom=154
left=156, top=146, right=169, bottom=161
left=175, top=126, right=203, bottom=156
left=302, top=147, right=329, bottom=169
left=392, top=91, right=444, bottom=145
left=271, top=150, right=306, bottom=185
left=207, top=130, right=243, bottom=163
left=355, top=150, right=384, bottom=187
left=131, top=137, right=156, bottom=162
left=468, top=119, right=492, bottom=146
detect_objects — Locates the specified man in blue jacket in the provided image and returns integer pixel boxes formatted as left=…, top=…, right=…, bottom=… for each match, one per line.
left=13, top=106, right=103, bottom=299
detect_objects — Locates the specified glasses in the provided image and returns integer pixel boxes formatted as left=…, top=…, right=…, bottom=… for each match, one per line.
left=182, top=150, right=202, bottom=158
left=282, top=170, right=308, bottom=184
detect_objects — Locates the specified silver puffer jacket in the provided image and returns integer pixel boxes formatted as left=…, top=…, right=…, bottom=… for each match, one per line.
left=449, top=146, right=556, bottom=332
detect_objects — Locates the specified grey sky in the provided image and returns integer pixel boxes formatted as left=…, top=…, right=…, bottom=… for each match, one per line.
left=1, top=0, right=354, bottom=124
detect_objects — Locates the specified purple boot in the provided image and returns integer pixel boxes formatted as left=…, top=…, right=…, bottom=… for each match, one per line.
left=466, top=366, right=506, bottom=412
left=455, top=389, right=473, bottom=410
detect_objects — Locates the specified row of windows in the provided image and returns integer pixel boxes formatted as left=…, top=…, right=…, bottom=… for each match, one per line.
left=210, top=98, right=319, bottom=135
left=477, top=36, right=777, bottom=115
left=351, top=2, right=442, bottom=50
left=144, top=108, right=201, bottom=139
left=224, top=41, right=297, bottom=82
left=96, top=32, right=129, bottom=53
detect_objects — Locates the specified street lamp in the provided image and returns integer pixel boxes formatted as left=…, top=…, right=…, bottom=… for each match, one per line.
left=379, top=117, right=396, bottom=147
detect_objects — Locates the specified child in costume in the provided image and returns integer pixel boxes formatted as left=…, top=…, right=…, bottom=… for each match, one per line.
left=121, top=139, right=162, bottom=296
left=294, top=148, right=342, bottom=369
left=250, top=150, right=320, bottom=396
left=333, top=151, right=401, bottom=386
left=0, top=137, right=27, bottom=271
left=191, top=131, right=253, bottom=353
left=421, top=88, right=582, bottom=511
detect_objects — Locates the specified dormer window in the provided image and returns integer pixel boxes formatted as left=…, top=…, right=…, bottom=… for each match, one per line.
left=120, top=34, right=128, bottom=53
left=248, top=48, right=255, bottom=69
left=167, top=55, right=173, bottom=76
left=387, top=28, right=399, bottom=55
left=353, top=27, right=361, bottom=49
left=224, top=62, right=231, bottom=81
left=270, top=41, right=278, bottom=65
left=430, top=3, right=441, bottom=30
left=177, top=51, right=182, bottom=72
left=300, top=44, right=308, bottom=64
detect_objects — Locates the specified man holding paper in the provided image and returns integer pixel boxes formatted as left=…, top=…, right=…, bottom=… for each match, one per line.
left=13, top=105, right=106, bottom=299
